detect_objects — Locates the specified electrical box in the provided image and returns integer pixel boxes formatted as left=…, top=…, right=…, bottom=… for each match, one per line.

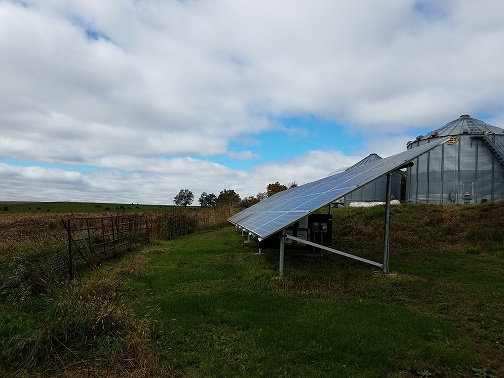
left=448, top=192, right=455, bottom=203
left=256, top=212, right=332, bottom=250
left=308, top=213, right=332, bottom=246
left=296, top=228, right=308, bottom=246
left=311, top=222, right=328, bottom=232
left=463, top=191, right=472, bottom=204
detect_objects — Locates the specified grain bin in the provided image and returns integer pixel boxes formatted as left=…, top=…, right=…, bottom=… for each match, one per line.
left=343, top=154, right=402, bottom=205
left=406, top=115, right=504, bottom=204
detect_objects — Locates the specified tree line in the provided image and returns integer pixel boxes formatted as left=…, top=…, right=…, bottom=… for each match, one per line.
left=173, top=181, right=297, bottom=208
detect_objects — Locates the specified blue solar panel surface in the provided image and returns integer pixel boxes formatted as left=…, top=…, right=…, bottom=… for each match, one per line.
left=229, top=138, right=448, bottom=239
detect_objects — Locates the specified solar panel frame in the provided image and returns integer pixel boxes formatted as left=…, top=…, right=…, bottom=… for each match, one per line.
left=229, top=138, right=448, bottom=239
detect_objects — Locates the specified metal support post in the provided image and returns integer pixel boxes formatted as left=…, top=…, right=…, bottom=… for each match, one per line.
left=286, top=234, right=383, bottom=268
left=383, top=172, right=392, bottom=273
left=279, top=230, right=285, bottom=277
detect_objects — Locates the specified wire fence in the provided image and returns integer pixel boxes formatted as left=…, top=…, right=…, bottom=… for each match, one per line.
left=0, top=207, right=235, bottom=302
left=63, top=214, right=150, bottom=280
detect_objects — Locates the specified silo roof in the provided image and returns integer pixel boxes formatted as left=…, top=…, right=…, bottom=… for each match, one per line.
left=418, top=115, right=504, bottom=142
left=345, top=153, right=382, bottom=171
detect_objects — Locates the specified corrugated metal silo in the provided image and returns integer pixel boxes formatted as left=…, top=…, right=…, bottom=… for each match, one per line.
left=406, top=115, right=504, bottom=204
left=344, top=153, right=402, bottom=205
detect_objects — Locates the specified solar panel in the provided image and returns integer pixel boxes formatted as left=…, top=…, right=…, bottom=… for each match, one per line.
left=229, top=138, right=448, bottom=239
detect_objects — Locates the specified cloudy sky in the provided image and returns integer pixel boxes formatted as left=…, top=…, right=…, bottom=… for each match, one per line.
left=1, top=0, right=504, bottom=204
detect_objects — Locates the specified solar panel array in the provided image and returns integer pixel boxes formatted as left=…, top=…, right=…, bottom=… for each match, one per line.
left=229, top=138, right=448, bottom=239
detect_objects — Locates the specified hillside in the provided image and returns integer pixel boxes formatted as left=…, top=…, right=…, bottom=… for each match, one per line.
left=332, top=201, right=504, bottom=255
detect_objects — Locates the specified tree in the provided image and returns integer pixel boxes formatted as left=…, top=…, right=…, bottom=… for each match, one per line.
left=199, top=192, right=217, bottom=207
left=288, top=181, right=298, bottom=189
left=174, top=189, right=194, bottom=207
left=256, top=192, right=267, bottom=201
left=267, top=182, right=288, bottom=197
left=217, top=189, right=241, bottom=207
left=241, top=195, right=259, bottom=208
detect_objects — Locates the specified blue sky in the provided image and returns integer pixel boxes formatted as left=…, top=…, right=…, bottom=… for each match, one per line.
left=1, top=0, right=503, bottom=204
left=219, top=117, right=361, bottom=170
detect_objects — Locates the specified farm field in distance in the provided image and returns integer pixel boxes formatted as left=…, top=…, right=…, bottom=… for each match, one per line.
left=0, top=201, right=197, bottom=214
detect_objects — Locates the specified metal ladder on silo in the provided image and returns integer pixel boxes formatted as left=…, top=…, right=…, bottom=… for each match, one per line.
left=477, top=134, right=504, bottom=168
left=466, top=119, right=484, bottom=135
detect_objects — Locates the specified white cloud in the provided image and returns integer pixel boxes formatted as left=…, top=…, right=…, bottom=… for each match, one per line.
left=227, top=150, right=259, bottom=160
left=1, top=0, right=504, bottom=203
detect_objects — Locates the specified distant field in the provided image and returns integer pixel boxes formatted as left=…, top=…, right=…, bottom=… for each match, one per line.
left=0, top=201, right=199, bottom=214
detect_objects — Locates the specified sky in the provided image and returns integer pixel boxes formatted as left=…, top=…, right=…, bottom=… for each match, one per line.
left=1, top=0, right=504, bottom=205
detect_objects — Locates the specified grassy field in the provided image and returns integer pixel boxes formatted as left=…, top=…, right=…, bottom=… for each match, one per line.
left=0, top=201, right=195, bottom=214
left=125, top=226, right=503, bottom=377
left=1, top=203, right=503, bottom=377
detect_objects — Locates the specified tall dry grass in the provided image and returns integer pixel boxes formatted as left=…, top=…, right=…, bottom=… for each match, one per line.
left=0, top=207, right=233, bottom=261
left=0, top=213, right=67, bottom=262
left=1, top=246, right=160, bottom=378
left=332, top=201, right=504, bottom=254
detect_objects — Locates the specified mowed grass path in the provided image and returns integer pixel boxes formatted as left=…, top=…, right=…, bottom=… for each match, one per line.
left=127, top=227, right=482, bottom=377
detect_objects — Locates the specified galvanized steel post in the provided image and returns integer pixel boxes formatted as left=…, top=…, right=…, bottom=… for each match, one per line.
left=279, top=229, right=285, bottom=277
left=383, top=172, right=392, bottom=273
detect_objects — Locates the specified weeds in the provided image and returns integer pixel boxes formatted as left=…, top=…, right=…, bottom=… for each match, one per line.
left=332, top=202, right=504, bottom=254
left=0, top=246, right=160, bottom=377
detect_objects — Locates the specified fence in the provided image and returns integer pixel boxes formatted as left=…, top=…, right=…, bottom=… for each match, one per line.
left=63, top=214, right=150, bottom=279
left=0, top=207, right=236, bottom=302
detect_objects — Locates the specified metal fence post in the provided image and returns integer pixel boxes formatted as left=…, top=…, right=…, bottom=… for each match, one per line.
left=67, top=218, right=73, bottom=280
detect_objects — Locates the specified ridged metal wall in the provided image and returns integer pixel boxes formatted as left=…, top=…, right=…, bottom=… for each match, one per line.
left=406, top=115, right=504, bottom=204
left=345, top=173, right=402, bottom=204
left=344, top=154, right=402, bottom=205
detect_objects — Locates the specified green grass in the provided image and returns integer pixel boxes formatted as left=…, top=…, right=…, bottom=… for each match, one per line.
left=2, top=203, right=504, bottom=377
left=0, top=201, right=198, bottom=214
left=125, top=227, right=501, bottom=377
left=0, top=251, right=156, bottom=377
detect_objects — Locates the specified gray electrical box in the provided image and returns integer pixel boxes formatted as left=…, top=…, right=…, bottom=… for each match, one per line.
left=308, top=213, right=332, bottom=246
